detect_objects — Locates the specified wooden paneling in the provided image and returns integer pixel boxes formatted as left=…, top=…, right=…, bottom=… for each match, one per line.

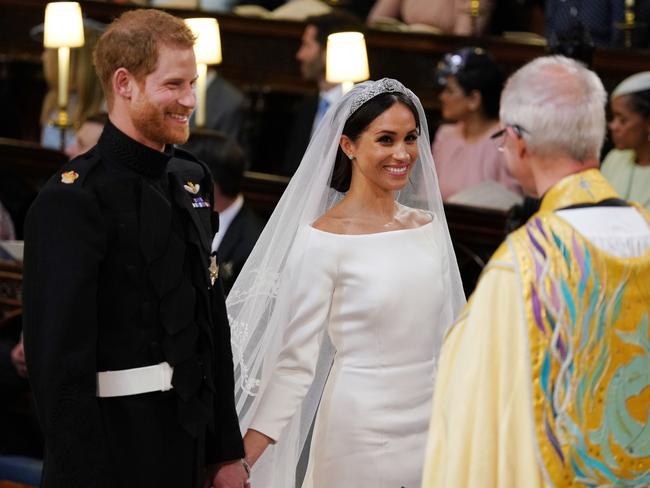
left=2, top=0, right=650, bottom=105
left=0, top=138, right=66, bottom=237
left=0, top=259, right=23, bottom=329
left=1, top=0, right=646, bottom=289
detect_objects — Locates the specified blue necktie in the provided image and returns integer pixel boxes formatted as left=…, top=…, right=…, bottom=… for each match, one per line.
left=314, top=97, right=330, bottom=130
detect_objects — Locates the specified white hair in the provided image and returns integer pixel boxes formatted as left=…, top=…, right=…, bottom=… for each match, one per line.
left=500, top=56, right=607, bottom=161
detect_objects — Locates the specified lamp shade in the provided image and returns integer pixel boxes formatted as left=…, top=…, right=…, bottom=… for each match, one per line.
left=326, top=32, right=369, bottom=84
left=185, top=18, right=222, bottom=65
left=44, top=2, right=85, bottom=48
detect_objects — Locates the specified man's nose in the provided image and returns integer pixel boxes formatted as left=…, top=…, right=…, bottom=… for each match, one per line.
left=179, top=85, right=196, bottom=109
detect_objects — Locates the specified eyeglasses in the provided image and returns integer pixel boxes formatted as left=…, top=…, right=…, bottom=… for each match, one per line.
left=490, top=124, right=528, bottom=152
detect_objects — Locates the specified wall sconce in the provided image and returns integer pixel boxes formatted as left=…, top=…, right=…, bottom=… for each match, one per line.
left=326, top=32, right=369, bottom=93
left=185, top=18, right=222, bottom=128
left=44, top=1, right=85, bottom=151
left=623, top=0, right=636, bottom=48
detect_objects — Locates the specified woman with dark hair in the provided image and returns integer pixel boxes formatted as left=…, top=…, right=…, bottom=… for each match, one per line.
left=432, top=47, right=521, bottom=201
left=226, top=79, right=465, bottom=487
left=601, top=72, right=650, bottom=211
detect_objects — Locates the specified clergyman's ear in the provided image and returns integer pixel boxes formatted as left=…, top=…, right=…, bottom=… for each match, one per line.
left=515, top=130, right=528, bottom=160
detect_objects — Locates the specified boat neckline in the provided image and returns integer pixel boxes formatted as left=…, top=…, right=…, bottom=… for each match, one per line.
left=308, top=219, right=434, bottom=237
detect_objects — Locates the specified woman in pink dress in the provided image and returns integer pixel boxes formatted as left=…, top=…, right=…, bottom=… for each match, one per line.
left=432, top=47, right=522, bottom=200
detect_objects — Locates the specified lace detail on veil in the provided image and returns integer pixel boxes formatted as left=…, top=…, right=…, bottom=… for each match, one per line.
left=227, top=269, right=282, bottom=307
left=229, top=269, right=281, bottom=396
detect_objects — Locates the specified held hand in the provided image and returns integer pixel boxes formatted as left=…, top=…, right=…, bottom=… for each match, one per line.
left=209, top=460, right=249, bottom=488
left=10, top=339, right=27, bottom=378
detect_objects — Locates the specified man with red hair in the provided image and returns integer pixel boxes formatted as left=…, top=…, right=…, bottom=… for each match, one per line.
left=24, top=9, right=247, bottom=488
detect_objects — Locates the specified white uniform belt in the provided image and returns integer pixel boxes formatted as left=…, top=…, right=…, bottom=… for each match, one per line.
left=96, top=362, right=173, bottom=398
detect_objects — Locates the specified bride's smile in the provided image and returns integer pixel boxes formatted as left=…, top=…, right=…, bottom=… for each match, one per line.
left=341, top=102, right=420, bottom=194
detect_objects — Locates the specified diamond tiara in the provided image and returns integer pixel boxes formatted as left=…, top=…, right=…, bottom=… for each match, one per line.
left=348, top=78, right=409, bottom=116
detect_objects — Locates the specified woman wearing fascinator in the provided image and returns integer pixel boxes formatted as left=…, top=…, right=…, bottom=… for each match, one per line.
left=224, top=78, right=465, bottom=487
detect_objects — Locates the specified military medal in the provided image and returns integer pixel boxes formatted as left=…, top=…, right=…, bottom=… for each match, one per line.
left=61, top=170, right=79, bottom=184
left=183, top=181, right=200, bottom=194
left=209, top=255, right=219, bottom=286
left=192, top=196, right=211, bottom=208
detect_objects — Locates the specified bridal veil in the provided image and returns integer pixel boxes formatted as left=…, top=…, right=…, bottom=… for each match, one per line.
left=226, top=78, right=465, bottom=487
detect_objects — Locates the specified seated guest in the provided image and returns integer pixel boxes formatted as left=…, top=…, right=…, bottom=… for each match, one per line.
left=367, top=0, right=495, bottom=35
left=280, top=11, right=362, bottom=175
left=184, top=131, right=264, bottom=295
left=64, top=112, right=108, bottom=160
left=639, top=0, right=650, bottom=48
left=601, top=72, right=650, bottom=211
left=192, top=71, right=246, bottom=143
left=544, top=0, right=650, bottom=48
left=547, top=18, right=595, bottom=67
left=422, top=56, right=650, bottom=487
left=0, top=201, right=15, bottom=241
left=40, top=23, right=104, bottom=150
left=432, top=47, right=521, bottom=201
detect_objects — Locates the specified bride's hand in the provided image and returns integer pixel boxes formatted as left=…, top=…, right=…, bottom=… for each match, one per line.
left=243, top=429, right=275, bottom=467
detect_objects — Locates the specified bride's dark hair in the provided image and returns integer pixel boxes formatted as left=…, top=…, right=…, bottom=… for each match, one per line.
left=331, top=91, right=420, bottom=192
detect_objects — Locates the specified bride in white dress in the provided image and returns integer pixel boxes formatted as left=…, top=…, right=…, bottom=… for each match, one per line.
left=224, top=79, right=465, bottom=488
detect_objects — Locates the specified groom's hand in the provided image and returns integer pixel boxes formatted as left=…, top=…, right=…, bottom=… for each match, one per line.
left=209, top=459, right=249, bottom=488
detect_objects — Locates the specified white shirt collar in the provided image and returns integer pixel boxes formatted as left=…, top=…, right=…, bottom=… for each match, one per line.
left=211, top=194, right=244, bottom=253
left=320, top=84, right=344, bottom=105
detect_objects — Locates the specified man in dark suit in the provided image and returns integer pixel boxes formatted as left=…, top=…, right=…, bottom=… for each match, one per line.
left=543, top=0, right=625, bottom=47
left=280, top=11, right=362, bottom=175
left=22, top=10, right=247, bottom=488
left=192, top=73, right=246, bottom=144
left=184, top=131, right=264, bottom=296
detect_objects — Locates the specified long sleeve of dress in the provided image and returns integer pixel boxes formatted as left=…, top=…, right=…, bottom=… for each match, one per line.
left=421, top=246, right=545, bottom=488
left=249, top=229, right=337, bottom=442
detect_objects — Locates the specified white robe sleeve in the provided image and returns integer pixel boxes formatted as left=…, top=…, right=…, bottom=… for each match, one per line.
left=249, top=228, right=337, bottom=442
left=422, top=245, right=546, bottom=488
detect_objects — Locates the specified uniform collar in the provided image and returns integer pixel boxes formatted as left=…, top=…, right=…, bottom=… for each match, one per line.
left=539, top=169, right=620, bottom=213
left=98, top=121, right=173, bottom=178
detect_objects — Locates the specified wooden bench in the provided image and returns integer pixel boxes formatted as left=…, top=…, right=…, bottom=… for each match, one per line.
left=0, top=259, right=22, bottom=329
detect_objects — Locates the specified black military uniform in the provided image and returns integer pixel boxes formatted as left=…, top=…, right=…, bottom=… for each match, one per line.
left=23, top=122, right=244, bottom=488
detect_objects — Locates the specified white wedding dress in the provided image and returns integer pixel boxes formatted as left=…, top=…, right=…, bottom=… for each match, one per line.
left=249, top=216, right=450, bottom=488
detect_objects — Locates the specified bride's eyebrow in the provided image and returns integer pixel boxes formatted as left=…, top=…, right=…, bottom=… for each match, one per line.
left=372, top=128, right=418, bottom=135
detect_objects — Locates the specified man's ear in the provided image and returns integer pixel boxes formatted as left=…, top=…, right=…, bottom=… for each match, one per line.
left=113, top=68, right=135, bottom=101
left=515, top=131, right=528, bottom=160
